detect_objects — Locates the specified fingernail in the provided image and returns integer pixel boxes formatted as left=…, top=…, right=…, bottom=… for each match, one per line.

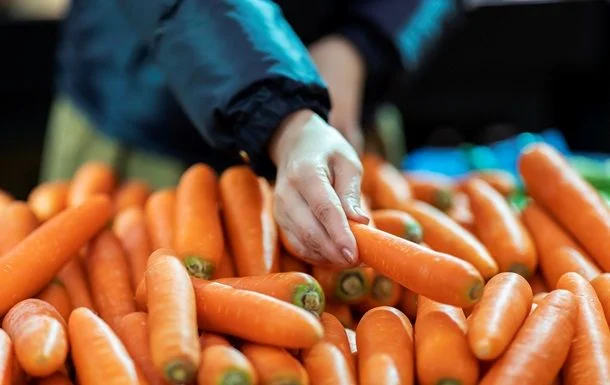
left=341, top=248, right=356, bottom=264
left=353, top=206, right=370, bottom=224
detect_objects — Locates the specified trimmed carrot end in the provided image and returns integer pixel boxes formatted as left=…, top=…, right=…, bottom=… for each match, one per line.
left=164, top=359, right=197, bottom=384
left=220, top=369, right=254, bottom=385
left=437, top=379, right=462, bottom=385
left=508, top=263, right=532, bottom=280
left=184, top=255, right=215, bottom=279
left=293, top=284, right=325, bottom=316
left=371, top=276, right=394, bottom=301
left=434, top=189, right=453, bottom=211
left=336, top=270, right=370, bottom=302
left=404, top=222, right=423, bottom=244
left=469, top=280, right=485, bottom=303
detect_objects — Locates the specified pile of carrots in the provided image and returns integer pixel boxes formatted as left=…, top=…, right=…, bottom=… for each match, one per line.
left=0, top=142, right=609, bottom=385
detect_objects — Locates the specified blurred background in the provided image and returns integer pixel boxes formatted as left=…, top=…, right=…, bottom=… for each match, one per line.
left=1, top=0, right=609, bottom=199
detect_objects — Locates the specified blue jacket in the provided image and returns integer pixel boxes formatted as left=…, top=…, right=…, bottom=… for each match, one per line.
left=57, top=0, right=457, bottom=177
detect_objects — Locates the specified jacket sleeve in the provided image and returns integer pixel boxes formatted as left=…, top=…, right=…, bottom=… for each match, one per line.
left=117, top=0, right=331, bottom=178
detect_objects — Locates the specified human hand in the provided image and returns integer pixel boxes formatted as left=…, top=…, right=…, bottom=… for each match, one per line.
left=269, top=109, right=369, bottom=267
left=309, top=35, right=365, bottom=154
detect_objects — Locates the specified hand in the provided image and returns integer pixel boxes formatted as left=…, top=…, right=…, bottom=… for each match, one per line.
left=269, top=110, right=369, bottom=267
left=309, top=35, right=365, bottom=154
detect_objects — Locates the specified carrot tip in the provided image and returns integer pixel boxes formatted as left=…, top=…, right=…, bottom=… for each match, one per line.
left=50, top=277, right=65, bottom=287
left=404, top=222, right=423, bottom=244
left=220, top=369, right=252, bottom=385
left=508, top=263, right=531, bottom=279
left=164, top=359, right=197, bottom=384
left=184, top=255, right=215, bottom=279
left=434, top=189, right=453, bottom=211
left=437, top=379, right=461, bottom=385
left=337, top=270, right=368, bottom=301
left=371, top=275, right=394, bottom=300
left=469, top=280, right=484, bottom=302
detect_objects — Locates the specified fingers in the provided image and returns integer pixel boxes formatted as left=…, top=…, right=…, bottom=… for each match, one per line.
left=331, top=155, right=369, bottom=225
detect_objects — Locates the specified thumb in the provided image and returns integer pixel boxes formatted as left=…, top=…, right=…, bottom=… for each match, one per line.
left=332, top=156, right=369, bottom=224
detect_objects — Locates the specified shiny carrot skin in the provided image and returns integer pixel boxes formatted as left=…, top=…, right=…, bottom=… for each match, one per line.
left=591, top=273, right=610, bottom=328
left=371, top=161, right=413, bottom=210
left=67, top=162, right=115, bottom=207
left=0, top=196, right=112, bottom=315
left=465, top=178, right=537, bottom=277
left=194, top=280, right=323, bottom=349
left=372, top=209, right=423, bottom=243
left=57, top=259, right=94, bottom=311
left=403, top=200, right=498, bottom=280
left=399, top=289, right=419, bottom=321
left=199, top=333, right=231, bottom=350
left=467, top=272, right=533, bottom=360
left=69, top=307, right=140, bottom=385
left=479, top=289, right=578, bottom=385
left=324, top=302, right=355, bottom=329
left=37, top=278, right=73, bottom=322
left=2, top=299, right=68, bottom=377
left=212, top=250, right=236, bottom=279
left=113, top=180, right=151, bottom=213
left=522, top=202, right=600, bottom=288
left=147, top=252, right=200, bottom=384
left=458, top=170, right=517, bottom=197
left=446, top=191, right=475, bottom=233
left=87, top=230, right=135, bottom=330
left=280, top=252, right=309, bottom=274
left=556, top=272, right=610, bottom=385
left=351, top=222, right=485, bottom=307
left=32, top=372, right=74, bottom=385
left=0, top=201, right=39, bottom=255
left=220, top=166, right=280, bottom=276
left=145, top=188, right=175, bottom=250
left=519, top=143, right=610, bottom=271
left=27, top=181, right=69, bottom=222
left=404, top=171, right=454, bottom=211
left=175, top=164, right=224, bottom=279
left=320, top=312, right=356, bottom=376
left=361, top=153, right=383, bottom=198
left=241, top=344, right=308, bottom=385
left=312, top=266, right=373, bottom=304
left=533, top=292, right=548, bottom=305
left=215, top=272, right=325, bottom=316
left=113, top=207, right=153, bottom=291
left=0, top=328, right=14, bottom=385
left=356, top=274, right=403, bottom=312
left=199, top=345, right=257, bottom=385
left=359, top=353, right=400, bottom=385
left=357, top=306, right=414, bottom=385
left=304, top=342, right=356, bottom=385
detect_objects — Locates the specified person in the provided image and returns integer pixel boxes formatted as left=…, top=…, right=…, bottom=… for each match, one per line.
left=42, top=0, right=455, bottom=266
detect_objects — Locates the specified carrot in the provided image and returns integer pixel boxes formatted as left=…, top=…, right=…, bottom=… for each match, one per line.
left=404, top=171, right=454, bottom=211
left=528, top=273, right=549, bottom=295
left=323, top=302, right=355, bottom=329
left=69, top=307, right=140, bottom=385
left=533, top=292, right=548, bottom=305
left=2, top=299, right=68, bottom=377
left=194, top=280, right=323, bottom=348
left=0, top=196, right=112, bottom=315
left=220, top=166, right=280, bottom=276
left=199, top=334, right=231, bottom=350
left=416, top=297, right=478, bottom=385
left=479, top=289, right=578, bottom=385
left=27, top=181, right=69, bottom=222
left=556, top=272, right=610, bottom=385
left=147, top=251, right=200, bottom=384
left=312, top=266, right=373, bottom=304
left=113, top=207, right=153, bottom=291
left=361, top=153, right=383, bottom=198
left=522, top=202, right=600, bottom=288
left=372, top=209, right=423, bottom=243
left=0, top=329, right=13, bottom=385
left=199, top=345, right=257, bottom=385
left=37, top=278, right=73, bottom=322
left=399, top=289, right=419, bottom=321
left=87, top=230, right=135, bottom=330
left=369, top=160, right=413, bottom=210
left=280, top=252, right=309, bottom=273
left=145, top=188, right=175, bottom=250
left=467, top=272, right=533, bottom=360
left=117, top=312, right=169, bottom=385
left=320, top=313, right=356, bottom=376
left=0, top=201, right=39, bottom=255
left=303, top=342, right=356, bottom=385
left=446, top=191, right=475, bottom=233
left=113, top=180, right=150, bottom=213
left=359, top=353, right=399, bottom=385
left=215, top=272, right=325, bottom=316
left=357, top=306, right=414, bottom=385
left=0, top=189, right=13, bottom=212
left=241, top=344, right=308, bottom=385
left=458, top=170, right=517, bottom=197
left=350, top=222, right=484, bottom=307
left=32, top=373, right=73, bottom=385
left=175, top=164, right=224, bottom=279
left=519, top=143, right=610, bottom=271
left=356, top=274, right=403, bottom=312
left=465, top=178, right=537, bottom=277
left=67, top=162, right=115, bottom=207
left=212, top=250, right=237, bottom=279
left=57, top=259, right=94, bottom=311
left=591, top=273, right=610, bottom=328
left=403, top=201, right=498, bottom=280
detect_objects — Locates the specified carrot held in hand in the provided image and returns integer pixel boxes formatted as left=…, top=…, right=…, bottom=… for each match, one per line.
left=145, top=188, right=175, bottom=250
left=320, top=312, right=356, bottom=376
left=312, top=266, right=373, bottom=304
left=241, top=344, right=308, bottom=385
left=0, top=196, right=112, bottom=315
left=479, top=289, right=578, bottom=385
left=591, top=273, right=610, bottom=328
left=372, top=209, right=423, bottom=243
left=113, top=207, right=153, bottom=291
left=404, top=171, right=454, bottom=211
left=0, top=201, right=39, bottom=255
left=350, top=222, right=485, bottom=307
left=67, top=162, right=115, bottom=207
left=304, top=342, right=356, bottom=385
left=37, top=278, right=73, bottom=322
left=27, top=181, right=69, bottom=222
left=57, top=259, right=94, bottom=311
left=467, top=272, right=533, bottom=360
left=199, top=344, right=257, bottom=385
left=113, top=180, right=150, bottom=213
left=175, top=164, right=224, bottom=279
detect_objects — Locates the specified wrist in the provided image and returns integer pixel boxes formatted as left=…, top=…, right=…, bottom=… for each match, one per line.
left=269, top=109, right=315, bottom=166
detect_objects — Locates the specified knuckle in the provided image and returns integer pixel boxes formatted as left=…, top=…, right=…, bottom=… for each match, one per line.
left=312, top=202, right=339, bottom=225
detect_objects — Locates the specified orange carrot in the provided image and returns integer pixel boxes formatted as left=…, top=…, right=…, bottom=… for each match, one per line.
left=0, top=196, right=112, bottom=315
left=320, top=313, right=356, bottom=376
left=556, top=272, right=610, bottom=385
left=0, top=201, right=39, bottom=255
left=312, top=266, right=374, bottom=304
left=241, top=344, right=308, bottom=385
left=32, top=373, right=73, bottom=385
left=416, top=297, right=478, bottom=385
left=361, top=153, right=384, bottom=198
left=212, top=250, right=237, bottom=279
left=519, top=143, right=610, bottom=271
left=369, top=160, right=413, bottom=210
left=465, top=178, right=537, bottom=277
left=467, top=272, right=533, bottom=360
left=533, top=292, right=548, bottom=305
left=113, top=207, right=153, bottom=291
left=446, top=191, right=475, bottom=233
left=350, top=222, right=484, bottom=307
left=117, top=312, right=169, bottom=385
left=57, top=259, right=94, bottom=311
left=528, top=274, right=549, bottom=295
left=220, top=166, right=280, bottom=276
left=479, top=289, right=578, bottom=385
left=356, top=274, right=403, bottom=312
left=145, top=188, right=175, bottom=250
left=359, top=353, right=399, bottom=385
left=113, top=180, right=151, bottom=213
left=357, top=306, right=414, bottom=385
left=67, top=162, right=115, bottom=207
left=0, top=189, right=13, bottom=212
left=372, top=209, right=423, bottom=243
left=403, top=201, right=498, bottom=280
left=2, top=299, right=68, bottom=377
left=399, top=289, right=419, bottom=321
left=280, top=252, right=309, bottom=274
left=69, top=307, right=140, bottom=385
left=404, top=171, right=454, bottom=211
left=0, top=329, right=14, bottom=385
left=175, top=164, right=224, bottom=279
left=194, top=280, right=323, bottom=348
left=37, top=278, right=73, bottom=322
left=215, top=272, right=325, bottom=316
left=323, top=302, right=355, bottom=329
left=87, top=230, right=135, bottom=331
left=303, top=342, right=356, bottom=385
left=591, top=273, right=610, bottom=328
left=522, top=202, right=600, bottom=288
left=27, top=181, right=69, bottom=222
left=199, top=344, right=257, bottom=385
left=147, top=251, right=200, bottom=384
left=458, top=170, right=517, bottom=197
left=199, top=334, right=231, bottom=350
